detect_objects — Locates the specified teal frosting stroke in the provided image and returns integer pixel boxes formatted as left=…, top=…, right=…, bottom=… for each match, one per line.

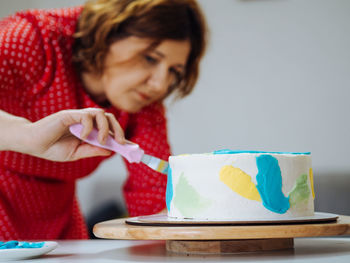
left=165, top=167, right=173, bottom=211
left=255, top=155, right=290, bottom=214
left=213, top=149, right=310, bottom=155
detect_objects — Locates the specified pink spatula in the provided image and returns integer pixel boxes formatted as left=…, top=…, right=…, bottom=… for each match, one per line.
left=69, top=123, right=168, bottom=174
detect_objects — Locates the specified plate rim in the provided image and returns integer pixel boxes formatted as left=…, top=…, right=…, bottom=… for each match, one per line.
left=126, top=212, right=339, bottom=226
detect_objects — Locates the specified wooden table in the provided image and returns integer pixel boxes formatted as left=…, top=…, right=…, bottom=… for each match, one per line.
left=19, top=238, right=350, bottom=262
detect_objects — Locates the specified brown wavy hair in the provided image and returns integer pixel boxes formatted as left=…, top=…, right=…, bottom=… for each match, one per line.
left=73, top=0, right=207, bottom=98
left=73, top=0, right=207, bottom=97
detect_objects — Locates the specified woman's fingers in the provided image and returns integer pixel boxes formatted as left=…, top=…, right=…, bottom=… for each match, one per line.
left=66, top=108, right=126, bottom=145
left=105, top=112, right=126, bottom=144
left=71, top=143, right=112, bottom=161
left=80, top=113, right=94, bottom=140
left=26, top=108, right=126, bottom=162
left=94, top=110, right=110, bottom=144
left=56, top=107, right=126, bottom=147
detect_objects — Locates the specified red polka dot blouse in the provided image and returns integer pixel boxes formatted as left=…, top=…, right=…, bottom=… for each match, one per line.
left=0, top=7, right=170, bottom=240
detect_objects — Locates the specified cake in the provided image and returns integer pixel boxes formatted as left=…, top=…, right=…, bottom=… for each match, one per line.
left=166, top=150, right=315, bottom=220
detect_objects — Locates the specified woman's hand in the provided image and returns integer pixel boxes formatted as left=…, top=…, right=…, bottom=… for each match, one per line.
left=23, top=108, right=126, bottom=162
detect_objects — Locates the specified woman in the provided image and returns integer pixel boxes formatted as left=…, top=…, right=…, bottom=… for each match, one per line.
left=0, top=0, right=207, bottom=240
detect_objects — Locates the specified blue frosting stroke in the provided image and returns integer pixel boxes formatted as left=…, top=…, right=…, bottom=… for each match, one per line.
left=0, top=241, right=44, bottom=249
left=255, top=155, right=290, bottom=214
left=165, top=167, right=173, bottom=211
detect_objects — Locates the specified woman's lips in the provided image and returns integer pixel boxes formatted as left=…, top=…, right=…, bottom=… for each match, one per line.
left=136, top=91, right=151, bottom=101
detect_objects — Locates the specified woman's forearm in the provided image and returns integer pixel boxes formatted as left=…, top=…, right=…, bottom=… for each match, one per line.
left=0, top=109, right=31, bottom=153
left=0, top=108, right=125, bottom=161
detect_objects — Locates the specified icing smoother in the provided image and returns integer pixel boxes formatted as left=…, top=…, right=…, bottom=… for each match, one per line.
left=255, top=155, right=290, bottom=214
left=219, top=165, right=261, bottom=201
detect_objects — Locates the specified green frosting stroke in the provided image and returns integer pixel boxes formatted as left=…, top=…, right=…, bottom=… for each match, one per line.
left=288, top=174, right=311, bottom=208
left=173, top=173, right=211, bottom=218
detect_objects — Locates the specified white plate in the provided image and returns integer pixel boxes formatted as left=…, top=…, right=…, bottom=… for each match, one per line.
left=126, top=212, right=339, bottom=226
left=0, top=241, right=57, bottom=261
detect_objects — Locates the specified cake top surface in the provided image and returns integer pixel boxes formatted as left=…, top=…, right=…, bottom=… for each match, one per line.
left=213, top=150, right=311, bottom=155
left=171, top=150, right=311, bottom=157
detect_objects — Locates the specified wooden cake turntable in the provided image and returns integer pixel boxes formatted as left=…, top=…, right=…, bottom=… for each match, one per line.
left=93, top=212, right=350, bottom=254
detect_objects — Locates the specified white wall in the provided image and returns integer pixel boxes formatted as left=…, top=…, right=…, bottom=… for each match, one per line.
left=184, top=0, right=350, bottom=173
left=1, top=0, right=350, bottom=217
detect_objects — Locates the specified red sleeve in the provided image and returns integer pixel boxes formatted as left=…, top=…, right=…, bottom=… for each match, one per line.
left=0, top=14, right=46, bottom=112
left=0, top=12, right=104, bottom=182
left=123, top=102, right=171, bottom=216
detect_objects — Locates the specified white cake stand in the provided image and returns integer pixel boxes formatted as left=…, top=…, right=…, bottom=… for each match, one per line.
left=93, top=212, right=350, bottom=254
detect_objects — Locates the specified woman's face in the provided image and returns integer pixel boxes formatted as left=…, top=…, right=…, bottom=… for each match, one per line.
left=85, top=37, right=191, bottom=113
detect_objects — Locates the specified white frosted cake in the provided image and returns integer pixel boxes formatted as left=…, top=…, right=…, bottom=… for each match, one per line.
left=166, top=150, right=315, bottom=220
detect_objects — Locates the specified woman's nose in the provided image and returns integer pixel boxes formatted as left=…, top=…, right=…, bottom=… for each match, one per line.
left=148, top=65, right=169, bottom=93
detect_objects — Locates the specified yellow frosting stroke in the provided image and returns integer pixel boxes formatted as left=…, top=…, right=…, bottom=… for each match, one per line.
left=309, top=168, right=315, bottom=199
left=219, top=165, right=261, bottom=201
left=156, top=160, right=167, bottom=173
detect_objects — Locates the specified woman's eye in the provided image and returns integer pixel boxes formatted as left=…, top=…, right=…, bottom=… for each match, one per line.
left=170, top=68, right=183, bottom=84
left=144, top=55, right=158, bottom=65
